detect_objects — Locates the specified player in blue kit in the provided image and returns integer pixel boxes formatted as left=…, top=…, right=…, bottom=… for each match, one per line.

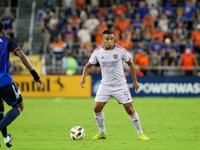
left=0, top=21, right=44, bottom=148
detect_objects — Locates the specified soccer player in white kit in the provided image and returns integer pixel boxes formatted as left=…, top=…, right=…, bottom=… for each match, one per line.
left=80, top=30, right=149, bottom=140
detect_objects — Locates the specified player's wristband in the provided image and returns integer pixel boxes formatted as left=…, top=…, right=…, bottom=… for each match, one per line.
left=30, top=70, right=40, bottom=82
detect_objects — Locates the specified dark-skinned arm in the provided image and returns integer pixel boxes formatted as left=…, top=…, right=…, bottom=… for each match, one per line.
left=126, top=60, right=139, bottom=91
left=15, top=50, right=44, bottom=89
left=79, top=63, right=93, bottom=88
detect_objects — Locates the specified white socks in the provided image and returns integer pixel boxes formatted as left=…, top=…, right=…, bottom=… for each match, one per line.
left=130, top=111, right=143, bottom=136
left=94, top=111, right=106, bottom=135
left=4, top=135, right=10, bottom=143
left=94, top=111, right=143, bottom=136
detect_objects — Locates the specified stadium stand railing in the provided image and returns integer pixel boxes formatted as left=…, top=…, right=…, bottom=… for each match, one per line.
left=4, top=0, right=199, bottom=76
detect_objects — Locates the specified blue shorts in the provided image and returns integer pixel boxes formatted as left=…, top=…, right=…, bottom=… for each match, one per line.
left=0, top=83, right=23, bottom=106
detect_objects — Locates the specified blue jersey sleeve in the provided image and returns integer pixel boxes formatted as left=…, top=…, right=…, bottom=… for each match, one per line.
left=7, top=39, right=21, bottom=54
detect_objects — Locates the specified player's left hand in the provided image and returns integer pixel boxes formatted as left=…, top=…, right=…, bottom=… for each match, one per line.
left=35, top=78, right=44, bottom=89
left=133, top=81, right=139, bottom=91
left=79, top=78, right=86, bottom=88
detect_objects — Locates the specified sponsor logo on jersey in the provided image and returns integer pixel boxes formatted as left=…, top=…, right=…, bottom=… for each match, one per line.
left=113, top=54, right=118, bottom=59
left=0, top=39, right=3, bottom=42
left=102, top=60, right=118, bottom=68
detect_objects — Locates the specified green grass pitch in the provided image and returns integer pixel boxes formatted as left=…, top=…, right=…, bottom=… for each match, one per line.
left=1, top=97, right=200, bottom=150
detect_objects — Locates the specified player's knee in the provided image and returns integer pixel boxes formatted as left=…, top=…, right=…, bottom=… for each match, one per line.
left=18, top=97, right=24, bottom=112
left=124, top=105, right=135, bottom=115
left=12, top=99, right=24, bottom=112
left=93, top=106, right=102, bottom=113
left=126, top=108, right=134, bottom=115
left=93, top=106, right=98, bottom=113
left=12, top=104, right=24, bottom=112
left=19, top=104, right=24, bottom=112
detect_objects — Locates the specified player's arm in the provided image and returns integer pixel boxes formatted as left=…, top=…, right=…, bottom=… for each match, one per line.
left=15, top=50, right=44, bottom=89
left=79, top=63, right=93, bottom=88
left=126, top=59, right=139, bottom=91
left=15, top=50, right=33, bottom=71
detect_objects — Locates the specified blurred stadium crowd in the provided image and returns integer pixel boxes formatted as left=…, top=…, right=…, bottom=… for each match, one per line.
left=1, top=0, right=200, bottom=76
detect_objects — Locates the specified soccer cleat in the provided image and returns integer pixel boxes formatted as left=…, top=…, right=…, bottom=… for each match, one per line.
left=4, top=134, right=13, bottom=148
left=91, top=133, right=107, bottom=139
left=139, top=133, right=149, bottom=140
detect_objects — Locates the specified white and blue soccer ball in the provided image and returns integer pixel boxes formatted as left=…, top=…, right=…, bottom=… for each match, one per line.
left=70, top=126, right=85, bottom=140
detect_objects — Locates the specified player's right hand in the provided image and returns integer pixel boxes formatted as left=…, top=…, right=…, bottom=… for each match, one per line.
left=35, top=78, right=44, bottom=89
left=133, top=81, right=139, bottom=91
left=79, top=78, right=86, bottom=88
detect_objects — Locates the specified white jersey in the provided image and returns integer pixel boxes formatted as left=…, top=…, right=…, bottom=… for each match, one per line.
left=89, top=43, right=131, bottom=86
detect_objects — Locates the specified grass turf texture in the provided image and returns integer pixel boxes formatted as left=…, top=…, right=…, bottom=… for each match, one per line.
left=1, top=97, right=199, bottom=150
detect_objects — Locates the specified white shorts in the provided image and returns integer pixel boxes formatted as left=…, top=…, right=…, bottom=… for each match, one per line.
left=95, top=83, right=133, bottom=104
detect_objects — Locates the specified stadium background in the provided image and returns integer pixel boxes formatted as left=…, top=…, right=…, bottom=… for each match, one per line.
left=1, top=0, right=200, bottom=97
left=0, top=0, right=200, bottom=150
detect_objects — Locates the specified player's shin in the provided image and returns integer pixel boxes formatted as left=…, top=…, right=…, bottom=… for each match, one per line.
left=95, top=111, right=106, bottom=135
left=0, top=108, right=21, bottom=130
left=0, top=111, right=7, bottom=138
left=129, top=111, right=143, bottom=136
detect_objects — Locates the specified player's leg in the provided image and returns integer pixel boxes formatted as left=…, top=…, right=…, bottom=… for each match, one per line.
left=0, top=84, right=23, bottom=131
left=123, top=103, right=142, bottom=135
left=2, top=101, right=24, bottom=148
left=123, top=103, right=149, bottom=140
left=93, top=101, right=107, bottom=136
left=92, top=102, right=107, bottom=139
left=0, top=84, right=24, bottom=147
left=13, top=101, right=24, bottom=112
left=92, top=84, right=110, bottom=139
left=94, top=101, right=106, bottom=113
left=112, top=84, right=149, bottom=140
left=0, top=101, right=8, bottom=138
left=0, top=98, right=23, bottom=131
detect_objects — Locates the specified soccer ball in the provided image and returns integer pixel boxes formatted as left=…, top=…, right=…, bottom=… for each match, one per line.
left=70, top=126, right=85, bottom=140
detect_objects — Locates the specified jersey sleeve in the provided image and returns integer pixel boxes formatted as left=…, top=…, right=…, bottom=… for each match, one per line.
left=122, top=50, right=131, bottom=63
left=7, top=39, right=21, bottom=54
left=88, top=52, right=97, bottom=65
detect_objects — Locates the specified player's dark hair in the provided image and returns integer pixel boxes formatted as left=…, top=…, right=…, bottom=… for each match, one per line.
left=103, top=30, right=114, bottom=35
left=0, top=21, right=4, bottom=32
